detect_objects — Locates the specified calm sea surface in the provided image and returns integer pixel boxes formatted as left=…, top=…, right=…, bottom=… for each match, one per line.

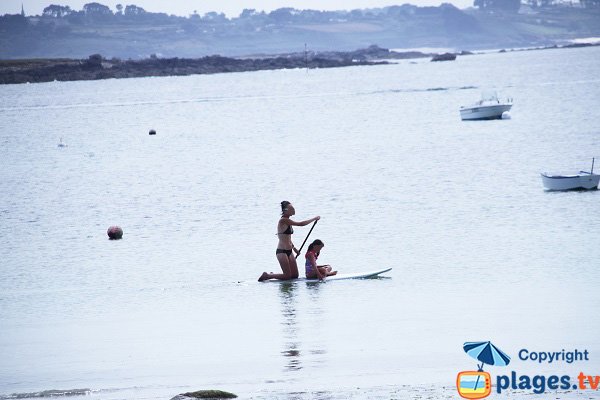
left=1, top=46, right=600, bottom=399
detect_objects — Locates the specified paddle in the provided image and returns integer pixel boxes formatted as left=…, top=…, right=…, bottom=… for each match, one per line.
left=295, top=220, right=318, bottom=259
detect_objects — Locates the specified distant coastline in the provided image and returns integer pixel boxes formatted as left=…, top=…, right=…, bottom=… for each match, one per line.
left=0, top=49, right=387, bottom=85
left=0, top=42, right=598, bottom=85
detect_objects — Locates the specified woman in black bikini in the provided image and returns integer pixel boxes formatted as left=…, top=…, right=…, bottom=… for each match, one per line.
left=258, top=201, right=320, bottom=281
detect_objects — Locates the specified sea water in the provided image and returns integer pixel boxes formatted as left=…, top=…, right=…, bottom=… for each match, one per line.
left=1, top=46, right=599, bottom=399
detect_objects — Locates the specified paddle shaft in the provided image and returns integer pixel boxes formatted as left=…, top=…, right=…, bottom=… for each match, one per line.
left=295, top=220, right=318, bottom=259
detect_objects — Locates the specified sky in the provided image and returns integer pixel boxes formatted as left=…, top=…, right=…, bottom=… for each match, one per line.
left=2, top=0, right=473, bottom=17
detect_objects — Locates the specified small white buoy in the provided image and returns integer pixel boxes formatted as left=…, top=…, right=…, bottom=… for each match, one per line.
left=501, top=111, right=511, bottom=119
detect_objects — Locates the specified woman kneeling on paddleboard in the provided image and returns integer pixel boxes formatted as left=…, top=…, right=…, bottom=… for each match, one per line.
left=258, top=201, right=319, bottom=281
left=305, top=239, right=337, bottom=280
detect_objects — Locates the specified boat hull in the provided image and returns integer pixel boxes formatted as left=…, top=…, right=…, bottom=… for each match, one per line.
left=460, top=104, right=512, bottom=120
left=541, top=173, right=600, bottom=191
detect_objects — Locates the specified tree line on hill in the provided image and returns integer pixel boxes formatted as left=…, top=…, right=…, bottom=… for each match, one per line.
left=1, top=1, right=598, bottom=59
left=2, top=0, right=597, bottom=38
left=33, top=0, right=600, bottom=18
left=5, top=0, right=600, bottom=24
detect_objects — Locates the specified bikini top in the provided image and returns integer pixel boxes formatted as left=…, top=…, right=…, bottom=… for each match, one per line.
left=278, top=219, right=293, bottom=235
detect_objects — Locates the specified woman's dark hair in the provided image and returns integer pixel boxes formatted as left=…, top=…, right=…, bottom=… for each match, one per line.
left=307, top=239, right=324, bottom=254
left=280, top=201, right=291, bottom=214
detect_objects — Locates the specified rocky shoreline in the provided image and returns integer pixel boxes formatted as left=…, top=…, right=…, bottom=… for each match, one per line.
left=0, top=42, right=597, bottom=85
left=0, top=48, right=389, bottom=85
left=0, top=44, right=466, bottom=85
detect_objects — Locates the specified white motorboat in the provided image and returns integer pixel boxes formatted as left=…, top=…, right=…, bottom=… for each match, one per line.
left=460, top=91, right=513, bottom=121
left=541, top=158, right=600, bottom=191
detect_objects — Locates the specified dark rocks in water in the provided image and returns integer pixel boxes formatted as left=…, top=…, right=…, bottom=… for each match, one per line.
left=0, top=49, right=387, bottom=85
left=107, top=226, right=123, bottom=240
left=149, top=129, right=156, bottom=135
left=562, top=42, right=595, bottom=49
left=389, top=50, right=430, bottom=59
left=358, top=45, right=430, bottom=60
left=286, top=45, right=430, bottom=62
left=431, top=53, right=457, bottom=62
left=171, top=390, right=237, bottom=400
left=87, top=54, right=103, bottom=67
left=344, top=44, right=406, bottom=61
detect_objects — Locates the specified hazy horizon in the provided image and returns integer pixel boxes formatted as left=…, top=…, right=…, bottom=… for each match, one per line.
left=2, top=0, right=474, bottom=17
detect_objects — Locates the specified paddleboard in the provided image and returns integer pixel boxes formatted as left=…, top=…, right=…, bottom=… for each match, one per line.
left=262, top=267, right=392, bottom=282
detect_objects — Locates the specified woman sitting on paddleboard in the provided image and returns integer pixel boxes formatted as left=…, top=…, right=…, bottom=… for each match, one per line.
left=305, top=239, right=337, bottom=280
left=258, top=201, right=320, bottom=281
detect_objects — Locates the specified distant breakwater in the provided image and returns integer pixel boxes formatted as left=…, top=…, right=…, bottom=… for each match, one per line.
left=0, top=51, right=388, bottom=85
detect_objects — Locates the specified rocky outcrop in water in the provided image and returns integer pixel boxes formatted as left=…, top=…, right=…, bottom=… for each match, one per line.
left=0, top=51, right=387, bottom=85
left=170, top=390, right=237, bottom=400
left=431, top=53, right=457, bottom=62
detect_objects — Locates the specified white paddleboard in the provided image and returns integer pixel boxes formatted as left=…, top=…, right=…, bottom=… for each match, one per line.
left=262, top=267, right=392, bottom=282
